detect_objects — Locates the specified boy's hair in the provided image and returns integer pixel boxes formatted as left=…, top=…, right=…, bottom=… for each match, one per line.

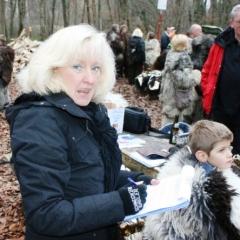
left=188, top=120, right=233, bottom=155
left=171, top=34, right=188, bottom=51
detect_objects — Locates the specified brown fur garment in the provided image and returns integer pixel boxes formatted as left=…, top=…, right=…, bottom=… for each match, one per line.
left=0, top=45, right=15, bottom=86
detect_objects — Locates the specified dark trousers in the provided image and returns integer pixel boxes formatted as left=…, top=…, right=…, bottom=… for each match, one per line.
left=128, top=62, right=143, bottom=84
left=212, top=111, right=240, bottom=154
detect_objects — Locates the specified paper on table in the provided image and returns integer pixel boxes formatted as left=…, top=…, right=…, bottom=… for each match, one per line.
left=130, top=151, right=166, bottom=168
left=124, top=165, right=195, bottom=221
left=118, top=134, right=146, bottom=149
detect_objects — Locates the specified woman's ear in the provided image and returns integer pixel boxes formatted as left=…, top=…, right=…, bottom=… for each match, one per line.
left=195, top=150, right=208, bottom=163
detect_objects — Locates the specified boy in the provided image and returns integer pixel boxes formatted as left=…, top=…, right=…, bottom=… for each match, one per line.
left=189, top=119, right=233, bottom=173
left=143, top=120, right=240, bottom=240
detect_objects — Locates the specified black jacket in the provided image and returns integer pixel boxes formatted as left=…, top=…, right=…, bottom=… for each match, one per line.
left=129, top=36, right=146, bottom=63
left=6, top=92, right=142, bottom=240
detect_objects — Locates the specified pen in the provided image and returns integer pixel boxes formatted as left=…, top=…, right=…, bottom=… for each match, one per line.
left=127, top=177, right=137, bottom=186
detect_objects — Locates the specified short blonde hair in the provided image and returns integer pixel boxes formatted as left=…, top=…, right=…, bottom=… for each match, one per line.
left=188, top=120, right=233, bottom=155
left=171, top=34, right=188, bottom=51
left=18, top=24, right=116, bottom=104
left=132, top=28, right=143, bottom=38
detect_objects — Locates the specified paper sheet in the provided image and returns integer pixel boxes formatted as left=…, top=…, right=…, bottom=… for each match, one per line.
left=124, top=165, right=195, bottom=221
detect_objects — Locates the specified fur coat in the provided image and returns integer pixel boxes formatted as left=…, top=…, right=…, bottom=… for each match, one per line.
left=189, top=34, right=215, bottom=123
left=160, top=50, right=201, bottom=126
left=142, top=146, right=240, bottom=240
left=145, top=39, right=160, bottom=68
left=0, top=45, right=15, bottom=85
left=0, top=45, right=15, bottom=110
left=106, top=28, right=124, bottom=78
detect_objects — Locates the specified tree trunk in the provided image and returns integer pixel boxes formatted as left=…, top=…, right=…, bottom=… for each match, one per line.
left=0, top=0, right=6, bottom=35
left=9, top=0, right=17, bottom=37
left=106, top=0, right=113, bottom=24
left=85, top=0, right=91, bottom=24
left=98, top=0, right=102, bottom=30
left=62, top=0, right=68, bottom=27
left=92, top=0, right=97, bottom=27
left=39, top=0, right=46, bottom=41
left=50, top=0, right=56, bottom=34
left=18, top=0, right=26, bottom=36
left=81, top=1, right=86, bottom=23
left=72, top=0, right=78, bottom=25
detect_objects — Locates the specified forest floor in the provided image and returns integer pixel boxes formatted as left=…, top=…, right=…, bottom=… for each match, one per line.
left=0, top=77, right=162, bottom=239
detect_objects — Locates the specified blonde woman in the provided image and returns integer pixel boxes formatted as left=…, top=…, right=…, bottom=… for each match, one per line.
left=6, top=24, right=158, bottom=240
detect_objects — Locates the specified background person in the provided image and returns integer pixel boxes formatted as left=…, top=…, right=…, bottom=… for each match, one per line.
left=144, top=31, right=160, bottom=70
left=160, top=34, right=201, bottom=126
left=160, top=27, right=170, bottom=52
left=119, top=24, right=131, bottom=78
left=0, top=34, right=15, bottom=110
left=128, top=27, right=146, bottom=84
left=106, top=23, right=124, bottom=78
left=187, top=23, right=203, bottom=53
left=188, top=23, right=203, bottom=39
left=6, top=24, right=158, bottom=240
left=201, top=4, right=240, bottom=155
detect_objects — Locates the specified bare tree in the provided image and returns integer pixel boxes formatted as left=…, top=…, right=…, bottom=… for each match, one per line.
left=0, top=0, right=6, bottom=34
left=50, top=0, right=56, bottom=34
left=62, top=0, right=69, bottom=27
left=18, top=0, right=26, bottom=35
left=85, top=0, right=91, bottom=24
left=9, top=0, right=17, bottom=37
left=81, top=0, right=86, bottom=23
left=92, top=0, right=97, bottom=27
left=39, top=0, right=46, bottom=40
left=98, top=0, right=102, bottom=30
left=71, top=0, right=78, bottom=25
left=106, top=0, right=113, bottom=24
left=2, top=0, right=238, bottom=41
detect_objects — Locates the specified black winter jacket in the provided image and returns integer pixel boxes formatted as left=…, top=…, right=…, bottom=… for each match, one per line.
left=6, top=92, right=143, bottom=240
left=129, top=36, right=146, bottom=63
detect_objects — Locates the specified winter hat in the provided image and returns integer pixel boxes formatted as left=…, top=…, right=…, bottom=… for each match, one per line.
left=0, top=34, right=6, bottom=42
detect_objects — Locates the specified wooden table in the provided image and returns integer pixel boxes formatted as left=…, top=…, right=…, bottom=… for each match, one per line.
left=120, top=132, right=172, bottom=178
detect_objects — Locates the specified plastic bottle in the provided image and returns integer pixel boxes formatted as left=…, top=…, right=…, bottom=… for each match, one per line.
left=169, top=115, right=179, bottom=144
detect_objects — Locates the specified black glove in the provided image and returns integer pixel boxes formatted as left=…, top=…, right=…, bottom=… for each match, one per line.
left=136, top=174, right=153, bottom=185
left=118, top=184, right=147, bottom=216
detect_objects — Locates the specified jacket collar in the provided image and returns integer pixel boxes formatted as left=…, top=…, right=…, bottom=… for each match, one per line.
left=43, top=92, right=92, bottom=120
left=11, top=92, right=92, bottom=121
left=215, top=26, right=236, bottom=47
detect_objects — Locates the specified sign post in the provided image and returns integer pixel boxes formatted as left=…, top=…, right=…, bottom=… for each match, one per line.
left=157, top=0, right=168, bottom=40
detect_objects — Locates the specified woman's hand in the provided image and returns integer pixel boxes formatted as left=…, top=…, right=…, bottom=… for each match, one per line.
left=136, top=174, right=159, bottom=185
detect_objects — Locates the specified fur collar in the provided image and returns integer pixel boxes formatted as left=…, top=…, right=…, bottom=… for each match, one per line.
left=222, top=168, right=240, bottom=231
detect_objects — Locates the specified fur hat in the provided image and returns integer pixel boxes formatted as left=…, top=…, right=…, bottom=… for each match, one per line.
left=0, top=34, right=6, bottom=42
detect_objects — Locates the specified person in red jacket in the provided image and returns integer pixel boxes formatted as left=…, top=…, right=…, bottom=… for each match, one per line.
left=201, top=4, right=240, bottom=155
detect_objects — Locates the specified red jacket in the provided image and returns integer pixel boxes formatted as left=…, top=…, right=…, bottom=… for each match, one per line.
left=201, top=44, right=224, bottom=115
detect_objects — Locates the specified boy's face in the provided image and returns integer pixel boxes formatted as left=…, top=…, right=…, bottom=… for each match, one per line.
left=207, top=139, right=233, bottom=170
